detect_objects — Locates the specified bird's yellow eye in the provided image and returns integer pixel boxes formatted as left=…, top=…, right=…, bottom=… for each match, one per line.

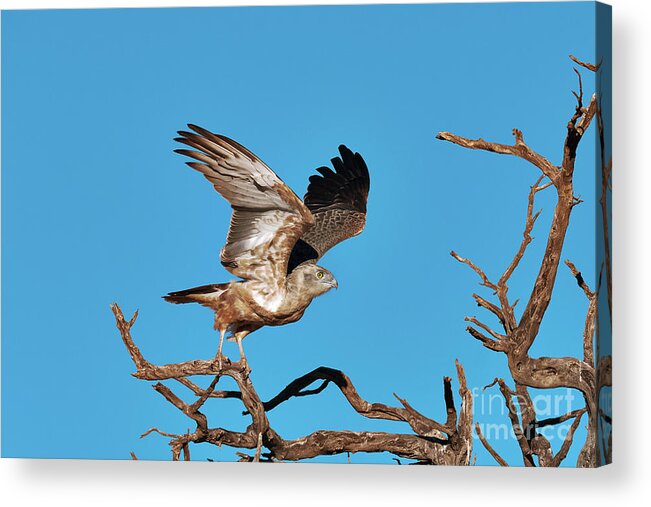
left=316, top=271, right=324, bottom=279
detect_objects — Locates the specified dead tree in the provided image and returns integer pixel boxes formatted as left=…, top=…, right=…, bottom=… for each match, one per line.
left=437, top=56, right=612, bottom=467
left=111, top=304, right=473, bottom=464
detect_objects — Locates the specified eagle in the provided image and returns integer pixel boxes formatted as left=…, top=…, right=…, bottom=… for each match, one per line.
left=163, top=124, right=370, bottom=368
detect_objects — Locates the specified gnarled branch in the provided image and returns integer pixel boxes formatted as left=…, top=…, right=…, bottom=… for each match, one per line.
left=112, top=303, right=473, bottom=465
left=440, top=57, right=611, bottom=467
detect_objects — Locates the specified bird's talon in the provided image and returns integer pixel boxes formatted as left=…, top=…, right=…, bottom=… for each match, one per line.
left=213, top=353, right=227, bottom=371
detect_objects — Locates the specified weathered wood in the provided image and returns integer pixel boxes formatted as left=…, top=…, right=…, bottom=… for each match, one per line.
left=111, top=303, right=473, bottom=464
left=440, top=56, right=611, bottom=467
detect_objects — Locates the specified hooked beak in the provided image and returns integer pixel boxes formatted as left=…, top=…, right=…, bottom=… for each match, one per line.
left=329, top=279, right=339, bottom=290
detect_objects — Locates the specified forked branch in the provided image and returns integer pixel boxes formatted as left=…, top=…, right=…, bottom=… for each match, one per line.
left=112, top=303, right=473, bottom=465
left=439, top=57, right=611, bottom=467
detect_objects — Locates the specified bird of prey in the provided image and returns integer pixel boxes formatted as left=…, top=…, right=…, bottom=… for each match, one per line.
left=163, top=124, right=370, bottom=368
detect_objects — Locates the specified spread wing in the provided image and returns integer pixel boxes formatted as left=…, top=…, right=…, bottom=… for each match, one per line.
left=175, top=124, right=314, bottom=285
left=287, top=145, right=370, bottom=272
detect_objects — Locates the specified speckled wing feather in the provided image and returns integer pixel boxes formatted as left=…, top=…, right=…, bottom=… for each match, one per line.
left=288, top=145, right=370, bottom=272
left=175, top=125, right=314, bottom=285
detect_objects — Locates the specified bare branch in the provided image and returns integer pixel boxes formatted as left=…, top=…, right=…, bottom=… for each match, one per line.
left=466, top=325, right=505, bottom=352
left=254, top=433, right=263, bottom=463
left=454, top=360, right=473, bottom=447
left=465, top=316, right=505, bottom=341
left=270, top=430, right=449, bottom=463
left=485, top=379, right=534, bottom=466
left=597, top=355, right=612, bottom=390
left=498, top=176, right=548, bottom=287
left=569, top=54, right=602, bottom=72
left=565, top=260, right=597, bottom=365
left=261, top=365, right=451, bottom=437
left=475, top=423, right=508, bottom=466
left=510, top=355, right=595, bottom=399
left=252, top=374, right=332, bottom=414
left=596, top=88, right=613, bottom=318
left=563, top=87, right=598, bottom=172
left=111, top=303, right=248, bottom=381
left=442, top=57, right=605, bottom=467
left=112, top=303, right=473, bottom=465
left=472, top=293, right=506, bottom=327
left=537, top=408, right=587, bottom=428
left=453, top=177, right=551, bottom=343
left=111, top=304, right=146, bottom=369
left=450, top=251, right=497, bottom=290
left=564, top=260, right=595, bottom=299
left=140, top=427, right=181, bottom=440
left=436, top=129, right=559, bottom=182
left=176, top=377, right=242, bottom=401
left=552, top=408, right=587, bottom=466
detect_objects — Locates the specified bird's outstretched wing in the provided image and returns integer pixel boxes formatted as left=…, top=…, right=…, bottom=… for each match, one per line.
left=175, top=124, right=314, bottom=285
left=288, top=145, right=370, bottom=272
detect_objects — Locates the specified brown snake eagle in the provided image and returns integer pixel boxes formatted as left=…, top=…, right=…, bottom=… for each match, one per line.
left=163, top=125, right=370, bottom=367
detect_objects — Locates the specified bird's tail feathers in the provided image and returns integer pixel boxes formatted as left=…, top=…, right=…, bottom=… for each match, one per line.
left=163, top=283, right=228, bottom=304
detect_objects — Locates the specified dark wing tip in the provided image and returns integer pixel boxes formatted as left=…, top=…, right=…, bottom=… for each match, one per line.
left=303, top=145, right=370, bottom=214
left=315, top=166, right=335, bottom=178
left=338, top=144, right=354, bottom=157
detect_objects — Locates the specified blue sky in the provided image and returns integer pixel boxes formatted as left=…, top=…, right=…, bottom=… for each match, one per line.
left=2, top=2, right=602, bottom=465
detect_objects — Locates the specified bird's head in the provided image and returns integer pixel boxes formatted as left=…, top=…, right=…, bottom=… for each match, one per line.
left=289, top=263, right=338, bottom=298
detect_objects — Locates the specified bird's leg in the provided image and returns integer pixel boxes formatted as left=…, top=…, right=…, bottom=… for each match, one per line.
left=235, top=334, right=248, bottom=371
left=214, top=329, right=226, bottom=370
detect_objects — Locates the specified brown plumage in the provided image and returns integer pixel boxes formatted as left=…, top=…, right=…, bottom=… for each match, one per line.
left=164, top=124, right=370, bottom=366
